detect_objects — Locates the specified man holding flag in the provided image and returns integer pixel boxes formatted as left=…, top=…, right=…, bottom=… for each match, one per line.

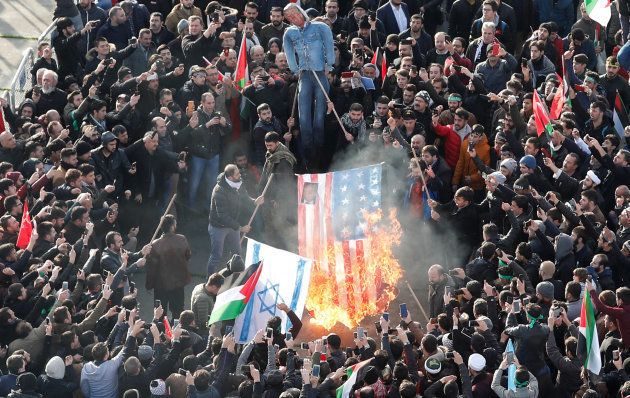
left=282, top=3, right=335, bottom=171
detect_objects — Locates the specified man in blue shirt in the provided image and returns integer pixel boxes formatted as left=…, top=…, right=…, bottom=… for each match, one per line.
left=282, top=4, right=335, bottom=171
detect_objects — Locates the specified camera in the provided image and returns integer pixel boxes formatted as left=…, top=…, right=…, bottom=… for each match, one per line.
left=129, top=281, right=135, bottom=294
left=368, top=11, right=376, bottom=20
left=552, top=306, right=562, bottom=318
left=468, top=320, right=479, bottom=327
left=452, top=65, right=462, bottom=72
left=129, top=37, right=138, bottom=45
left=401, top=38, right=413, bottom=45
left=241, top=365, right=251, bottom=374
left=266, top=327, right=273, bottom=340
left=178, top=368, right=187, bottom=376
left=154, top=299, right=161, bottom=308
left=211, top=12, right=220, bottom=23
left=453, top=289, right=464, bottom=296
left=445, top=351, right=455, bottom=359
left=374, top=321, right=382, bottom=334
left=103, top=57, right=113, bottom=66
left=300, top=342, right=309, bottom=350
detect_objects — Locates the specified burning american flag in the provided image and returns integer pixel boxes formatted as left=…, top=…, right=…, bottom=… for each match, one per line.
left=297, top=164, right=402, bottom=328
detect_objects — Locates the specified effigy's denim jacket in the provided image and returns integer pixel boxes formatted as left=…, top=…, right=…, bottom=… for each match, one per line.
left=282, top=21, right=336, bottom=73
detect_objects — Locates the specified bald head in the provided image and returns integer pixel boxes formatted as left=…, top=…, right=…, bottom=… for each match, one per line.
left=540, top=261, right=555, bottom=278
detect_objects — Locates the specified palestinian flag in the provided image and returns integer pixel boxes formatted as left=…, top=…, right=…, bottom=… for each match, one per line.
left=550, top=72, right=571, bottom=119
left=235, top=33, right=249, bottom=90
left=585, top=0, right=611, bottom=28
left=533, top=89, right=553, bottom=137
left=613, top=91, right=629, bottom=138
left=578, top=288, right=602, bottom=374
left=370, top=47, right=379, bottom=66
left=208, top=261, right=263, bottom=325
left=336, top=359, right=371, bottom=398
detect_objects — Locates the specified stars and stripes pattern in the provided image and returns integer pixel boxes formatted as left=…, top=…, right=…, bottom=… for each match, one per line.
left=297, top=164, right=382, bottom=309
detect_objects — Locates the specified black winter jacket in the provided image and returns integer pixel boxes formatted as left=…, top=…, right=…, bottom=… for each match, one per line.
left=209, top=173, right=255, bottom=230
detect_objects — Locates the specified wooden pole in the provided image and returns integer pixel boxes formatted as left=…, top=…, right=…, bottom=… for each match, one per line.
left=240, top=174, right=274, bottom=244
left=410, top=147, right=431, bottom=199
left=310, top=70, right=350, bottom=137
left=405, top=280, right=430, bottom=323
left=150, top=194, right=177, bottom=242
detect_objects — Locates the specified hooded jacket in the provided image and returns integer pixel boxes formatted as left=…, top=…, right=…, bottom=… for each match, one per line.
left=554, top=233, right=576, bottom=285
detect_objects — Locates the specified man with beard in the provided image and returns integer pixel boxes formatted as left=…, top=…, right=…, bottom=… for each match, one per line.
left=258, top=132, right=297, bottom=251
left=432, top=107, right=471, bottom=169
left=599, top=56, right=630, bottom=111
left=32, top=70, right=68, bottom=117
left=89, top=131, right=134, bottom=195
left=398, top=14, right=433, bottom=55
left=165, top=0, right=201, bottom=34
left=217, top=48, right=237, bottom=75
left=96, top=6, right=133, bottom=51
left=260, top=7, right=289, bottom=49
left=234, top=151, right=260, bottom=196
left=427, top=264, right=456, bottom=317
left=252, top=103, right=291, bottom=167
left=283, top=4, right=335, bottom=171
left=207, top=164, right=264, bottom=274
left=52, top=17, right=98, bottom=81
left=123, top=29, right=156, bottom=75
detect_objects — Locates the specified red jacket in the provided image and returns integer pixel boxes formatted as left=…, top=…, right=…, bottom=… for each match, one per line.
left=591, top=288, right=630, bottom=349
left=433, top=123, right=463, bottom=169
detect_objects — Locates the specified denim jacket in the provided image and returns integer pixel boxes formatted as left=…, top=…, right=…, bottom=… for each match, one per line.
left=282, top=21, right=335, bottom=72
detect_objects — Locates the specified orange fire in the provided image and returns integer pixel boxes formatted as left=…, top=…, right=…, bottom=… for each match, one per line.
left=306, top=209, right=403, bottom=329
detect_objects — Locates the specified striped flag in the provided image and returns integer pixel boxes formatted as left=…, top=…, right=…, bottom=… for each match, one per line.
left=550, top=73, right=568, bottom=119
left=234, top=239, right=313, bottom=344
left=208, top=261, right=263, bottom=325
left=578, top=288, right=602, bottom=374
left=613, top=91, right=629, bottom=139
left=336, top=359, right=371, bottom=398
left=297, top=164, right=383, bottom=319
left=235, top=32, right=249, bottom=90
left=533, top=89, right=553, bottom=137
left=585, top=0, right=611, bottom=30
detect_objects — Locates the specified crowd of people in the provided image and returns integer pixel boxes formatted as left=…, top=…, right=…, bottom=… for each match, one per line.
left=0, top=0, right=629, bottom=397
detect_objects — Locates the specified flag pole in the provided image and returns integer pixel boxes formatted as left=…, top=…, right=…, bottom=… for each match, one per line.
left=240, top=174, right=274, bottom=244
left=310, top=70, right=350, bottom=137
left=405, top=280, right=430, bottom=322
left=150, top=194, right=177, bottom=243
left=410, top=147, right=431, bottom=199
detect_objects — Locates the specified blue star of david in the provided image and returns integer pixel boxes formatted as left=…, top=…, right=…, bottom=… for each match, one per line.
left=257, top=282, right=280, bottom=316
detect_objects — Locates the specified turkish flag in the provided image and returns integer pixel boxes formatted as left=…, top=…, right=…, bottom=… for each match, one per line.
left=163, top=317, right=173, bottom=339
left=16, top=201, right=32, bottom=249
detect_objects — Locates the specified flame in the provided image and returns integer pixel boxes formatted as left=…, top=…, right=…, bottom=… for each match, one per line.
left=305, top=209, right=403, bottom=329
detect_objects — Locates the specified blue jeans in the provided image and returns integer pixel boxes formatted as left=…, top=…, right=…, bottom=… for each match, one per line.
left=298, top=70, right=329, bottom=151
left=188, top=155, right=219, bottom=209
left=207, top=225, right=241, bottom=275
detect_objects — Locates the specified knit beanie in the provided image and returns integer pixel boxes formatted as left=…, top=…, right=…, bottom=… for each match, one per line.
left=150, top=379, right=167, bottom=396
left=177, top=19, right=189, bottom=34
left=45, top=356, right=66, bottom=380
left=536, top=281, right=554, bottom=300
left=500, top=158, right=517, bottom=174
left=17, top=372, right=38, bottom=392
left=519, top=155, right=536, bottom=170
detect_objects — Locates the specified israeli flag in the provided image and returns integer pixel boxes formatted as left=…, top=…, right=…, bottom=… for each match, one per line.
left=233, top=239, right=314, bottom=344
